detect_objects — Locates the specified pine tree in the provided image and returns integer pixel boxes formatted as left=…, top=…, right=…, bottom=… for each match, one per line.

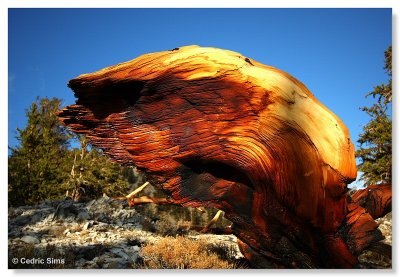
left=356, top=46, right=392, bottom=185
left=9, top=97, right=138, bottom=206
left=8, top=97, right=71, bottom=206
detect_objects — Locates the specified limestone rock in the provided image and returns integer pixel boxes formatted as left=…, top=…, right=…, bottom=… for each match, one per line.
left=20, top=235, right=40, bottom=244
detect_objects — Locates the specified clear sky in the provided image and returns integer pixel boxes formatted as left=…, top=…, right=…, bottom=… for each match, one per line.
left=8, top=8, right=392, bottom=176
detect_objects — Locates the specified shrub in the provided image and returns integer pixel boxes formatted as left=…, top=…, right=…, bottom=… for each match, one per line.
left=141, top=236, right=237, bottom=269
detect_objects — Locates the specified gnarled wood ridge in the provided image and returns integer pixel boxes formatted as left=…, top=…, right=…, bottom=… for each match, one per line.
left=58, top=45, right=391, bottom=268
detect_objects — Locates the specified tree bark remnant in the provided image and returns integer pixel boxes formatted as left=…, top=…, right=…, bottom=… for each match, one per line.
left=58, top=45, right=388, bottom=268
left=351, top=183, right=392, bottom=219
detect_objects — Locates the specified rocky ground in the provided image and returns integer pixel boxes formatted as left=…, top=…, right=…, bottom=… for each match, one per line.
left=8, top=196, right=391, bottom=269
left=8, top=196, right=242, bottom=269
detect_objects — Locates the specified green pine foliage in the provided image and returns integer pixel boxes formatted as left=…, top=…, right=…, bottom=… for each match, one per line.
left=8, top=97, right=71, bottom=206
left=356, top=46, right=392, bottom=185
left=8, top=97, right=133, bottom=206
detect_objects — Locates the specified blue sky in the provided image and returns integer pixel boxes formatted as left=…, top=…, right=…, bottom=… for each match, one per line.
left=8, top=8, right=392, bottom=178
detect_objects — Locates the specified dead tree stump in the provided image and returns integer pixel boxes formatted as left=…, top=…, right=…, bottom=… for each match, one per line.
left=58, top=45, right=387, bottom=268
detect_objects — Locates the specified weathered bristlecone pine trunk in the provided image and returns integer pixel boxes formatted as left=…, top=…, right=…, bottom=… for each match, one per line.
left=58, top=45, right=391, bottom=268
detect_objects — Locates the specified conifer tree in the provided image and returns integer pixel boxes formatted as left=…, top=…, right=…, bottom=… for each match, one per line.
left=356, top=46, right=392, bottom=185
left=8, top=97, right=71, bottom=206
left=8, top=97, right=136, bottom=206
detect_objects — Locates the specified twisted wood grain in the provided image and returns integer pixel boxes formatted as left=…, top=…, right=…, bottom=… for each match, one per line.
left=58, top=45, right=386, bottom=268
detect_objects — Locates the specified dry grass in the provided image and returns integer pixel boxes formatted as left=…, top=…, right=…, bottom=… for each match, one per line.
left=141, top=236, right=240, bottom=269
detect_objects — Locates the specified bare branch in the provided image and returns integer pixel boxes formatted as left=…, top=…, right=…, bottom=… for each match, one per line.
left=201, top=210, right=223, bottom=233
left=126, top=181, right=149, bottom=199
